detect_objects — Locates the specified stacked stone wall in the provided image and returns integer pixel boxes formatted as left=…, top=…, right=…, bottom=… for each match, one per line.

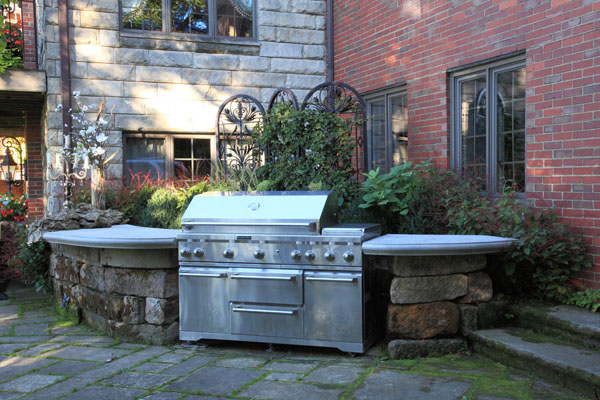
left=41, top=0, right=328, bottom=213
left=376, top=254, right=497, bottom=358
left=49, top=243, right=179, bottom=344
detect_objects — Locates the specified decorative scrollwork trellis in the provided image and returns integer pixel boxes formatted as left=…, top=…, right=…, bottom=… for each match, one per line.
left=301, top=81, right=367, bottom=178
left=215, top=94, right=265, bottom=189
left=215, top=82, right=368, bottom=188
left=268, top=87, right=299, bottom=112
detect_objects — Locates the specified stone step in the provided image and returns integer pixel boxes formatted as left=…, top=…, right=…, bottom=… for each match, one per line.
left=510, top=304, right=600, bottom=351
left=469, top=328, right=600, bottom=398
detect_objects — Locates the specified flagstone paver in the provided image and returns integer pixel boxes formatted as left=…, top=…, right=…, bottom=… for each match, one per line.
left=0, top=284, right=590, bottom=400
left=165, top=366, right=264, bottom=395
left=132, top=362, right=174, bottom=373
left=103, top=371, right=175, bottom=389
left=239, top=380, right=345, bottom=400
left=41, top=345, right=131, bottom=362
left=36, top=360, right=99, bottom=375
left=0, top=373, right=62, bottom=393
left=60, top=385, right=146, bottom=400
left=262, top=360, right=320, bottom=373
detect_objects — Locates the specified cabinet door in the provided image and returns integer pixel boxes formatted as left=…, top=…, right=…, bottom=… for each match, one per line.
left=179, top=267, right=229, bottom=333
left=304, top=272, right=363, bottom=343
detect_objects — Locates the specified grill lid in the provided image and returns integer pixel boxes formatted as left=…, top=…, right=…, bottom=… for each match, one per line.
left=181, top=191, right=338, bottom=234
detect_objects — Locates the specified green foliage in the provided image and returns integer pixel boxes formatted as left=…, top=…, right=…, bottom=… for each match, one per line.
left=139, top=181, right=208, bottom=229
left=16, top=240, right=51, bottom=293
left=358, top=161, right=464, bottom=234
left=0, top=6, right=23, bottom=74
left=253, top=102, right=359, bottom=206
left=564, top=289, right=600, bottom=312
left=358, top=162, right=592, bottom=303
left=0, top=193, right=27, bottom=222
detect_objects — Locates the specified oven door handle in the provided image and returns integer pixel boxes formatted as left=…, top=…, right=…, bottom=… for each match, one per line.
left=232, top=307, right=296, bottom=315
left=306, top=276, right=356, bottom=283
left=179, top=272, right=227, bottom=278
left=231, top=274, right=296, bottom=281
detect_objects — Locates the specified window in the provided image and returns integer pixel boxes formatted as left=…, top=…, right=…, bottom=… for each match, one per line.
left=450, top=57, right=526, bottom=192
left=121, top=0, right=254, bottom=39
left=124, top=133, right=215, bottom=182
left=365, top=89, right=408, bottom=172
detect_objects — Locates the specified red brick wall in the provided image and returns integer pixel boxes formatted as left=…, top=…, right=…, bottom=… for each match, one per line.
left=334, top=0, right=600, bottom=287
left=25, top=112, right=44, bottom=220
left=20, top=0, right=36, bottom=69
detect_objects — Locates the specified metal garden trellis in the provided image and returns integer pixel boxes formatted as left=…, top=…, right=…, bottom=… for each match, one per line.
left=215, top=81, right=368, bottom=185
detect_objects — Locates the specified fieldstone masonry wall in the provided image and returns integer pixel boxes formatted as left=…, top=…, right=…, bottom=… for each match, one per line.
left=49, top=243, right=179, bottom=344
left=379, top=254, right=494, bottom=358
left=41, top=0, right=328, bottom=214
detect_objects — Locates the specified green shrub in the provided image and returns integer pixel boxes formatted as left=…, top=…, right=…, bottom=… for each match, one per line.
left=16, top=240, right=51, bottom=293
left=138, top=181, right=208, bottom=229
left=564, top=289, right=600, bottom=312
left=253, top=102, right=359, bottom=206
left=358, top=162, right=591, bottom=302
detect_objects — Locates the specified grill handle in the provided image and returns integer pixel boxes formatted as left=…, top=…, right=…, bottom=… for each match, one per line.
left=306, top=276, right=356, bottom=283
left=180, top=272, right=226, bottom=278
left=232, top=307, right=296, bottom=315
left=231, top=274, right=296, bottom=281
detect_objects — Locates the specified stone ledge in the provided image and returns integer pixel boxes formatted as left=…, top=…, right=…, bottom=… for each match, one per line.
left=363, top=234, right=517, bottom=256
left=43, top=224, right=178, bottom=250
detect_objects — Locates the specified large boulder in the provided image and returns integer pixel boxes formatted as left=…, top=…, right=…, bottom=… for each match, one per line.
left=28, top=204, right=127, bottom=243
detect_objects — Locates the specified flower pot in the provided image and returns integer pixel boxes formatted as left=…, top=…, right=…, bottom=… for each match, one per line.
left=91, top=165, right=106, bottom=210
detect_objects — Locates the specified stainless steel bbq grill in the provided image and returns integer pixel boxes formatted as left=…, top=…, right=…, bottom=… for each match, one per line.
left=177, top=191, right=380, bottom=353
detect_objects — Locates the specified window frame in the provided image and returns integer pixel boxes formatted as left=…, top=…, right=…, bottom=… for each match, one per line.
left=449, top=56, right=526, bottom=195
left=363, top=86, right=408, bottom=172
left=123, top=132, right=217, bottom=182
left=119, top=0, right=258, bottom=42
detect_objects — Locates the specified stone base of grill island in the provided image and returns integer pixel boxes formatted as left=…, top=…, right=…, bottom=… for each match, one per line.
left=361, top=234, right=517, bottom=358
left=43, top=225, right=180, bottom=344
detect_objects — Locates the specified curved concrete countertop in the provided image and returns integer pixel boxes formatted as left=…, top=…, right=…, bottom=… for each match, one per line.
left=43, top=224, right=179, bottom=249
left=362, top=234, right=517, bottom=256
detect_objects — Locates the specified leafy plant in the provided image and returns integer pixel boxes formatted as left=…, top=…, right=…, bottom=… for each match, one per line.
left=358, top=162, right=592, bottom=303
left=139, top=181, right=208, bottom=229
left=0, top=193, right=27, bottom=222
left=16, top=240, right=51, bottom=292
left=253, top=102, right=359, bottom=206
left=564, top=289, right=600, bottom=312
left=0, top=5, right=23, bottom=74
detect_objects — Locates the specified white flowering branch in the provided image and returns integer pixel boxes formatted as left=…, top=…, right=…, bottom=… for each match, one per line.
left=54, top=91, right=117, bottom=171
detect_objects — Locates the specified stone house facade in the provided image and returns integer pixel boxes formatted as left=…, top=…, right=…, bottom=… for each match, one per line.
left=333, top=0, right=600, bottom=287
left=38, top=0, right=328, bottom=213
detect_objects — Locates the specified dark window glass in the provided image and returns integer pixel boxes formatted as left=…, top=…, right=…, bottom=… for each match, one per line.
left=390, top=94, right=408, bottom=165
left=496, top=67, right=526, bottom=191
left=122, top=0, right=163, bottom=31
left=171, top=0, right=209, bottom=34
left=174, top=138, right=211, bottom=180
left=459, top=76, right=487, bottom=189
left=216, top=0, right=253, bottom=37
left=369, top=100, right=386, bottom=170
left=124, top=137, right=166, bottom=180
left=367, top=91, right=408, bottom=172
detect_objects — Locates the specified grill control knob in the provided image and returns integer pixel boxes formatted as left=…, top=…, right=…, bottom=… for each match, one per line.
left=193, top=248, right=205, bottom=258
left=180, top=248, right=191, bottom=258
left=223, top=248, right=234, bottom=259
left=254, top=249, right=265, bottom=259
left=343, top=251, right=355, bottom=263
left=324, top=251, right=336, bottom=262
left=291, top=250, right=302, bottom=261
left=304, top=250, right=316, bottom=261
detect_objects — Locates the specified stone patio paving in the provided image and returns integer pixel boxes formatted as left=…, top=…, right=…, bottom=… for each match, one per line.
left=0, top=284, right=587, bottom=400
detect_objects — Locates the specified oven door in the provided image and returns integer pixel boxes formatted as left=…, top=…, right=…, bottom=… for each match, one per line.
left=304, top=271, right=363, bottom=343
left=228, top=267, right=303, bottom=305
left=179, top=266, right=229, bottom=334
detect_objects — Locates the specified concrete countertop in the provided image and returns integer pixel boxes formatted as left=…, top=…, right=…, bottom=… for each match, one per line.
left=362, top=234, right=517, bottom=256
left=43, top=224, right=179, bottom=249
